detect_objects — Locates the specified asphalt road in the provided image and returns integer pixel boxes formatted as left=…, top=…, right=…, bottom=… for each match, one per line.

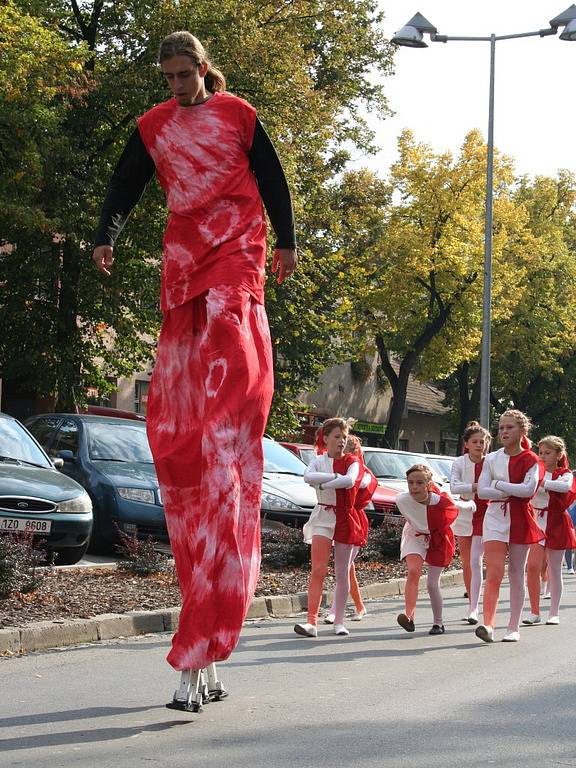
left=2, top=579, right=576, bottom=768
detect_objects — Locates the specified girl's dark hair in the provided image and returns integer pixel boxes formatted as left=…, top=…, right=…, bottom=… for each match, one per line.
left=462, top=420, right=491, bottom=446
left=158, top=31, right=226, bottom=93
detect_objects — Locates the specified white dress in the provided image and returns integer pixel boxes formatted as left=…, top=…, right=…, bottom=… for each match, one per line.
left=397, top=491, right=440, bottom=560
left=450, top=454, right=478, bottom=537
left=531, top=470, right=574, bottom=547
left=477, top=448, right=539, bottom=543
left=302, top=455, right=360, bottom=544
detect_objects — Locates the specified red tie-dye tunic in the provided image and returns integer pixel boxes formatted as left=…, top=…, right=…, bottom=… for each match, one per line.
left=137, top=93, right=267, bottom=312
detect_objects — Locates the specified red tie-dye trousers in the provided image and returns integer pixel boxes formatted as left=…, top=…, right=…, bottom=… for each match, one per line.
left=147, top=285, right=274, bottom=671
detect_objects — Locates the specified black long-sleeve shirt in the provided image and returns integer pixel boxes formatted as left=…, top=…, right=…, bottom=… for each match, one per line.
left=94, top=118, right=296, bottom=249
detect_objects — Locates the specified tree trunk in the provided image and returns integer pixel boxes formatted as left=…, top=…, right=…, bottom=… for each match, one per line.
left=375, top=336, right=412, bottom=449
left=455, top=362, right=481, bottom=452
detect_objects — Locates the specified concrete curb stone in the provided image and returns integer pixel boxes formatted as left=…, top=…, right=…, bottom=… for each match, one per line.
left=0, top=570, right=464, bottom=655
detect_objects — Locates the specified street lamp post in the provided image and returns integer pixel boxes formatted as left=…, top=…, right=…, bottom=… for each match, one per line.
left=392, top=6, right=576, bottom=429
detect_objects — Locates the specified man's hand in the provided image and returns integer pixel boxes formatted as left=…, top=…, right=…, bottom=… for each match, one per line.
left=272, top=247, right=297, bottom=285
left=92, top=245, right=114, bottom=276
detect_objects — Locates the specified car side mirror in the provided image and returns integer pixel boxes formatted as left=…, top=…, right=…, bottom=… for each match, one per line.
left=58, top=449, right=76, bottom=463
left=52, top=458, right=65, bottom=469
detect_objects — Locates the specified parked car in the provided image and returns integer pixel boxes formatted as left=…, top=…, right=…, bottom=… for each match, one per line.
left=0, top=412, right=93, bottom=564
left=279, top=440, right=400, bottom=524
left=25, top=414, right=164, bottom=552
left=417, top=452, right=455, bottom=484
left=362, top=447, right=447, bottom=495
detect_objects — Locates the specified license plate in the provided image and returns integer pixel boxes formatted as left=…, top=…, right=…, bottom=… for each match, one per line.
left=0, top=517, right=52, bottom=533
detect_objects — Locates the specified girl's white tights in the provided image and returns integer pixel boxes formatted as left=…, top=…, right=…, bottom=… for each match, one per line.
left=507, top=543, right=530, bottom=632
left=427, top=565, right=444, bottom=625
left=469, top=535, right=484, bottom=614
left=547, top=549, right=565, bottom=617
left=333, top=542, right=356, bottom=624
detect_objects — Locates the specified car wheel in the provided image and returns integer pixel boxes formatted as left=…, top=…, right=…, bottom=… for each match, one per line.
left=54, top=542, right=89, bottom=566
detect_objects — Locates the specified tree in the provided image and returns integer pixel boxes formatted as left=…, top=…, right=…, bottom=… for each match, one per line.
left=351, top=129, right=525, bottom=448
left=0, top=0, right=395, bottom=420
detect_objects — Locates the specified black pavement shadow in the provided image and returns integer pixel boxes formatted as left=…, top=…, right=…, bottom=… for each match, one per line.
left=0, top=704, right=165, bottom=729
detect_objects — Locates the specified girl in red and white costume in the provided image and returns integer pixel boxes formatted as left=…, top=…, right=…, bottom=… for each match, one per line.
left=396, top=465, right=468, bottom=635
left=324, top=435, right=378, bottom=624
left=523, top=436, right=576, bottom=626
left=294, top=419, right=366, bottom=637
left=93, top=32, right=296, bottom=701
left=475, top=410, right=544, bottom=643
left=450, top=421, right=491, bottom=625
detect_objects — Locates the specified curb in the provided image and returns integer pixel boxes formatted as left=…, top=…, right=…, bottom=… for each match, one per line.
left=0, top=570, right=464, bottom=656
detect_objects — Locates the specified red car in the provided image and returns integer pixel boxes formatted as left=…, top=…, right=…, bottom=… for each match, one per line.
left=279, top=442, right=400, bottom=523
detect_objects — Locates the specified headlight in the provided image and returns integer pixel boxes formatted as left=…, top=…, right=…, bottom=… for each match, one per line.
left=117, top=487, right=155, bottom=504
left=58, top=493, right=92, bottom=514
left=261, top=492, right=302, bottom=511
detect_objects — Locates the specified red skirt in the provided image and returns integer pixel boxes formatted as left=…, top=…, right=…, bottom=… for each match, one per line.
left=546, top=510, right=576, bottom=550
left=147, top=286, right=274, bottom=670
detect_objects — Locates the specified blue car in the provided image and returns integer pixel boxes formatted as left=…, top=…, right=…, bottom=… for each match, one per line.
left=25, top=414, right=165, bottom=553
left=0, top=413, right=93, bottom=564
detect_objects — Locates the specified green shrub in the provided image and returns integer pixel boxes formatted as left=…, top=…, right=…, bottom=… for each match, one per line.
left=261, top=524, right=310, bottom=568
left=115, top=529, right=172, bottom=576
left=356, top=522, right=402, bottom=562
left=0, top=533, right=47, bottom=598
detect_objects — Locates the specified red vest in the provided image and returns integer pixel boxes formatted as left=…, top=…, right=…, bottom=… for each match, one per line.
left=472, top=459, right=488, bottom=537
left=544, top=468, right=576, bottom=550
left=507, top=450, right=545, bottom=545
left=425, top=493, right=458, bottom=567
left=137, top=93, right=267, bottom=312
left=332, top=455, right=368, bottom=546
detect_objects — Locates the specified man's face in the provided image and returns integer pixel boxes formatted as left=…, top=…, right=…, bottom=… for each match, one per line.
left=161, top=55, right=208, bottom=106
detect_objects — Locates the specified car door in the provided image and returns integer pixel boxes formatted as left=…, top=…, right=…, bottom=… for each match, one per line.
left=48, top=418, right=85, bottom=487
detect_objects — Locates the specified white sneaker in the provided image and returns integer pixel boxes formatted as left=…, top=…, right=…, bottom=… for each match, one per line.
left=334, top=624, right=349, bottom=636
left=522, top=614, right=541, bottom=625
left=467, top=611, right=479, bottom=625
left=351, top=608, right=367, bottom=622
left=568, top=568, right=575, bottom=575
left=293, top=623, right=318, bottom=638
left=323, top=613, right=335, bottom=625
left=546, top=616, right=560, bottom=625
left=475, top=625, right=494, bottom=643
left=544, top=592, right=551, bottom=599
left=502, top=630, right=520, bottom=642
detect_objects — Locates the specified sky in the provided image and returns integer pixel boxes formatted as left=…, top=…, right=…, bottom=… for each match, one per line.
left=355, top=1, right=576, bottom=180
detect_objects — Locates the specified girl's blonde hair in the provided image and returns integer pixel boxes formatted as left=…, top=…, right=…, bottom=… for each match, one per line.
left=158, top=32, right=226, bottom=93
left=406, top=463, right=433, bottom=482
left=499, top=409, right=533, bottom=446
left=538, top=435, right=567, bottom=461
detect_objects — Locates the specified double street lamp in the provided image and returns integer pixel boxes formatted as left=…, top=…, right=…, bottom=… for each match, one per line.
left=392, top=6, right=576, bottom=429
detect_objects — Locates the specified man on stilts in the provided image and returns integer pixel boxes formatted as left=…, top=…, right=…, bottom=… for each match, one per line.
left=92, top=31, right=297, bottom=712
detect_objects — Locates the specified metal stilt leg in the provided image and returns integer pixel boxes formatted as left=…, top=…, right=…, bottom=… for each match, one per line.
left=204, top=662, right=229, bottom=701
left=166, top=669, right=208, bottom=713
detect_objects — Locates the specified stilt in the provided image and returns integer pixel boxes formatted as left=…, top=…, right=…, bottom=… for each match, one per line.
left=205, top=662, right=229, bottom=701
left=166, top=669, right=208, bottom=713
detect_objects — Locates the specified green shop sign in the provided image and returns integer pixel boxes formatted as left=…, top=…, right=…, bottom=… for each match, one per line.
left=354, top=421, right=386, bottom=434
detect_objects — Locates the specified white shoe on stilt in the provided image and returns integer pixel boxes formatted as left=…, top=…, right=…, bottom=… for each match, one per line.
left=334, top=624, right=349, bottom=636
left=546, top=615, right=560, bottom=625
left=323, top=613, right=335, bottom=624
left=294, top=622, right=318, bottom=637
left=502, top=630, right=520, bottom=642
left=522, top=613, right=541, bottom=625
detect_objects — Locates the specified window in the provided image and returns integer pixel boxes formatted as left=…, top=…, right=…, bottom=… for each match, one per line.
left=27, top=416, right=63, bottom=451
left=50, top=419, right=79, bottom=459
left=134, top=380, right=149, bottom=415
left=423, top=440, right=435, bottom=454
left=399, top=439, right=410, bottom=451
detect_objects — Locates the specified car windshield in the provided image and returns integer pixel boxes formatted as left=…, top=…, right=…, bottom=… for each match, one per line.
left=363, top=450, right=433, bottom=480
left=263, top=440, right=306, bottom=475
left=425, top=457, right=454, bottom=481
left=0, top=418, right=52, bottom=468
left=87, top=422, right=153, bottom=463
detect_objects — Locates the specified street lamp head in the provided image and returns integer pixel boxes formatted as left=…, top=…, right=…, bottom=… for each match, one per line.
left=391, top=12, right=438, bottom=48
left=560, top=18, right=576, bottom=40
left=550, top=4, right=576, bottom=39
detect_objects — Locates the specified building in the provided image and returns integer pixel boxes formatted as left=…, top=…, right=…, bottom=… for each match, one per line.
left=298, top=356, right=457, bottom=454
